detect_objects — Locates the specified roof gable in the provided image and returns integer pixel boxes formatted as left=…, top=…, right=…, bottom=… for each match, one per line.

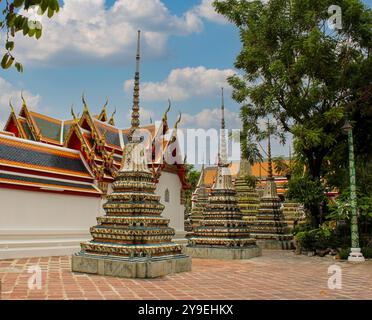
left=29, top=111, right=62, bottom=144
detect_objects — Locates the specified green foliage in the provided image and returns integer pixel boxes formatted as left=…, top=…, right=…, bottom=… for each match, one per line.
left=184, top=164, right=201, bottom=214
left=273, top=156, right=291, bottom=177
left=286, top=175, right=326, bottom=208
left=362, top=247, right=372, bottom=259
left=238, top=130, right=263, bottom=165
left=292, top=222, right=312, bottom=236
left=327, top=185, right=372, bottom=234
left=295, top=225, right=343, bottom=251
left=243, top=174, right=257, bottom=188
left=1, top=0, right=60, bottom=72
left=338, top=247, right=350, bottom=260
left=214, top=0, right=372, bottom=224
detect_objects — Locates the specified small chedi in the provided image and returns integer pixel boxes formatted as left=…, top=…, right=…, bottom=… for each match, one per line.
left=282, top=201, right=306, bottom=229
left=71, top=31, right=191, bottom=278
left=235, top=158, right=260, bottom=224
left=185, top=88, right=261, bottom=259
left=249, top=124, right=293, bottom=249
left=189, top=164, right=209, bottom=229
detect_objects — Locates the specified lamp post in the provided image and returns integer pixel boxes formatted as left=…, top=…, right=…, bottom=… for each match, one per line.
left=342, top=120, right=365, bottom=262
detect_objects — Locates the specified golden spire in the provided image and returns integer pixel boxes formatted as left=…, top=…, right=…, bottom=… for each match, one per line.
left=21, top=91, right=26, bottom=107
left=98, top=97, right=109, bottom=122
left=82, top=93, right=88, bottom=112
left=109, top=108, right=116, bottom=126
left=130, top=30, right=141, bottom=137
left=174, top=111, right=182, bottom=130
left=163, top=99, right=171, bottom=122
left=267, top=119, right=273, bottom=179
left=71, top=105, right=78, bottom=122
left=103, top=97, right=108, bottom=111
left=221, top=87, right=225, bottom=130
left=219, top=87, right=227, bottom=165
left=9, top=99, right=15, bottom=113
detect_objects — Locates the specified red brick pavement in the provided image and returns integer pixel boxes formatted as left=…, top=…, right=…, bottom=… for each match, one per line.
left=0, top=250, right=371, bottom=300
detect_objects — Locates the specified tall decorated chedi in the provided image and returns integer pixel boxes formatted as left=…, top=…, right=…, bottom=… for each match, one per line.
left=72, top=31, right=191, bottom=278
left=235, top=158, right=260, bottom=224
left=249, top=122, right=293, bottom=249
left=185, top=88, right=261, bottom=259
left=189, top=164, right=209, bottom=229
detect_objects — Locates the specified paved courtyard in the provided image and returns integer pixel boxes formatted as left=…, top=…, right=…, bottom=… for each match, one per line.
left=0, top=250, right=371, bottom=300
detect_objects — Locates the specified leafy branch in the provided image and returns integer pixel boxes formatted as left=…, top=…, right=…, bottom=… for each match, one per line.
left=0, top=0, right=59, bottom=72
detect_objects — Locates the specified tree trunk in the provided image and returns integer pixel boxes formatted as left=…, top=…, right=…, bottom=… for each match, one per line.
left=304, top=149, right=326, bottom=228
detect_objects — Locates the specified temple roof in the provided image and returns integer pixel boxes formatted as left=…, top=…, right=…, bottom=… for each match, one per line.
left=0, top=134, right=100, bottom=196
left=0, top=134, right=93, bottom=180
left=2, top=91, right=188, bottom=188
left=200, top=161, right=288, bottom=195
left=0, top=171, right=100, bottom=195
left=28, top=111, right=62, bottom=144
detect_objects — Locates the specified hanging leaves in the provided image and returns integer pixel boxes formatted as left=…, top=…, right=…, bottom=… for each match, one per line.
left=1, top=0, right=60, bottom=72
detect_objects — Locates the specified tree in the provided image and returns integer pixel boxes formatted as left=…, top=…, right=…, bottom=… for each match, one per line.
left=1, top=0, right=59, bottom=71
left=214, top=0, right=371, bottom=226
left=184, top=164, right=201, bottom=214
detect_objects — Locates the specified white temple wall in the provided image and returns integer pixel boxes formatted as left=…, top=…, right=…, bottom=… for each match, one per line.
left=156, top=171, right=186, bottom=239
left=0, top=188, right=101, bottom=259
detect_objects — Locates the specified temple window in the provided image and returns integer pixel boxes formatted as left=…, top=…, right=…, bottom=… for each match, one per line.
left=164, top=188, right=170, bottom=202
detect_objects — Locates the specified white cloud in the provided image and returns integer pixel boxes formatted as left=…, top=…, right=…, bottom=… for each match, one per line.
left=124, top=66, right=235, bottom=102
left=14, top=0, right=204, bottom=65
left=125, top=106, right=155, bottom=124
left=0, top=77, right=41, bottom=129
left=192, top=0, right=228, bottom=25
left=181, top=107, right=241, bottom=130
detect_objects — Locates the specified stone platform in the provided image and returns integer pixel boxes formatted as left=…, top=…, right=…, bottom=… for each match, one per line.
left=255, top=239, right=294, bottom=250
left=184, top=245, right=262, bottom=260
left=71, top=253, right=191, bottom=278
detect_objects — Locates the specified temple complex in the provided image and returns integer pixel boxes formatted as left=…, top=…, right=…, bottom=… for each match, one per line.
left=185, top=89, right=261, bottom=259
left=71, top=31, right=191, bottom=278
left=249, top=124, right=293, bottom=249
left=2, top=99, right=189, bottom=237
left=234, top=159, right=260, bottom=224
left=1, top=56, right=189, bottom=256
left=196, top=160, right=290, bottom=198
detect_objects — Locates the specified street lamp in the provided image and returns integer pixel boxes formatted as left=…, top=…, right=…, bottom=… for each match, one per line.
left=342, top=120, right=365, bottom=262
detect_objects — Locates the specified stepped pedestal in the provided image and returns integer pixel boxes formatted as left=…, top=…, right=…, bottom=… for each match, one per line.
left=249, top=179, right=293, bottom=250
left=72, top=141, right=191, bottom=278
left=235, top=176, right=260, bottom=224
left=186, top=166, right=261, bottom=259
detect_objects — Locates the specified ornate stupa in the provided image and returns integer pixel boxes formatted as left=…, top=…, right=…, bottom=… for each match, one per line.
left=282, top=201, right=306, bottom=229
left=72, top=31, right=191, bottom=278
left=189, top=164, right=209, bottom=229
left=235, top=158, right=260, bottom=224
left=185, top=88, right=261, bottom=259
left=249, top=122, right=293, bottom=249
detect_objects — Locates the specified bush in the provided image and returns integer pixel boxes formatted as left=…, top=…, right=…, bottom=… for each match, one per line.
left=292, top=223, right=312, bottom=236
left=362, top=247, right=372, bottom=259
left=338, top=248, right=350, bottom=260
left=295, top=226, right=342, bottom=252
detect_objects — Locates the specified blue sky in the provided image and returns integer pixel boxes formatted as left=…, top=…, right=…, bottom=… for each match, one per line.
left=0, top=0, right=371, bottom=162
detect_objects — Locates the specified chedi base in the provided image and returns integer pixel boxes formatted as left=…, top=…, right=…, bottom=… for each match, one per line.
left=184, top=245, right=262, bottom=260
left=72, top=253, right=192, bottom=278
